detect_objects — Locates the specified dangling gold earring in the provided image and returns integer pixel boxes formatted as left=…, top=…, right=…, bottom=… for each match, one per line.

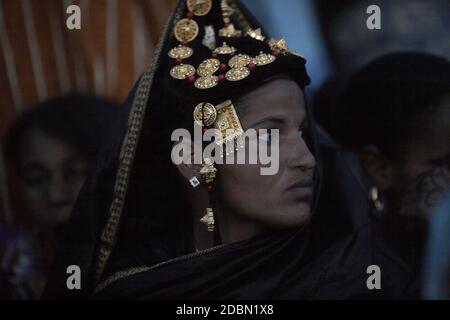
left=200, top=208, right=215, bottom=232
left=199, top=158, right=217, bottom=232
left=370, top=186, right=384, bottom=212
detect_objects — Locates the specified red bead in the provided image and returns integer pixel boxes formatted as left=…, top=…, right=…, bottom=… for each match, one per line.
left=203, top=127, right=208, bottom=133
left=218, top=74, right=225, bottom=82
left=224, top=22, right=230, bottom=27
left=212, top=53, right=218, bottom=59
left=272, top=50, right=280, bottom=57
left=248, top=63, right=256, bottom=71
left=208, top=185, right=213, bottom=192
left=186, top=12, right=193, bottom=19
left=220, top=63, right=228, bottom=72
left=176, top=58, right=183, bottom=65
left=181, top=40, right=189, bottom=46
left=187, top=75, right=196, bottom=83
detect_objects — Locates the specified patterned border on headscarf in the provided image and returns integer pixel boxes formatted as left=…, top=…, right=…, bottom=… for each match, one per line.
left=94, top=0, right=255, bottom=286
left=94, top=0, right=187, bottom=285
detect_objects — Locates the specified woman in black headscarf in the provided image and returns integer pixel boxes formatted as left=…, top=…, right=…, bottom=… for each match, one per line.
left=329, top=52, right=450, bottom=295
left=44, top=0, right=416, bottom=299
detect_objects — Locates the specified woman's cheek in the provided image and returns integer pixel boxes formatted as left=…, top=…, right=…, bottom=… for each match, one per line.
left=399, top=165, right=450, bottom=219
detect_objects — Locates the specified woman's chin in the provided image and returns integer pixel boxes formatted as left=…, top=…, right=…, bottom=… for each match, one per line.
left=268, top=203, right=312, bottom=228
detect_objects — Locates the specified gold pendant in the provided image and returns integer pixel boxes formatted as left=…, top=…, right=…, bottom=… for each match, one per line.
left=200, top=159, right=217, bottom=185
left=197, top=58, right=220, bottom=77
left=187, top=0, right=213, bottom=16
left=219, top=24, right=241, bottom=38
left=213, top=42, right=237, bottom=55
left=168, top=45, right=194, bottom=60
left=221, top=0, right=235, bottom=19
left=170, top=64, right=196, bottom=80
left=213, top=100, right=244, bottom=145
left=193, top=102, right=217, bottom=127
left=225, top=67, right=250, bottom=82
left=200, top=208, right=215, bottom=232
left=194, top=75, right=219, bottom=89
left=228, top=54, right=251, bottom=68
left=253, top=52, right=276, bottom=66
left=268, top=38, right=290, bottom=54
left=246, top=28, right=266, bottom=42
left=174, top=18, right=199, bottom=43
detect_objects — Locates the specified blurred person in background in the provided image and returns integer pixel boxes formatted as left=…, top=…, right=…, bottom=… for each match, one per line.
left=328, top=53, right=450, bottom=294
left=0, top=94, right=119, bottom=299
left=422, top=194, right=450, bottom=300
left=315, top=0, right=450, bottom=77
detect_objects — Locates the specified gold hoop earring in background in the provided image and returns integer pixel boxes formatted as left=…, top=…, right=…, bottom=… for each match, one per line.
left=370, top=186, right=385, bottom=212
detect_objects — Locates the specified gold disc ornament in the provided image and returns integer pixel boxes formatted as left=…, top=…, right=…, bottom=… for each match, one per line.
left=170, top=64, right=196, bottom=80
left=187, top=0, right=213, bottom=16
left=174, top=18, right=199, bottom=43
left=193, top=102, right=217, bottom=126
left=168, top=45, right=194, bottom=59
left=228, top=54, right=252, bottom=68
left=197, top=59, right=220, bottom=77
left=195, top=75, right=219, bottom=89
left=213, top=42, right=237, bottom=55
left=253, top=52, right=276, bottom=66
left=225, top=67, right=250, bottom=81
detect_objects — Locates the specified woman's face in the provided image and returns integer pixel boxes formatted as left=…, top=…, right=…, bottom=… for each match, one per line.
left=389, top=98, right=450, bottom=220
left=18, top=129, right=89, bottom=229
left=216, top=79, right=316, bottom=234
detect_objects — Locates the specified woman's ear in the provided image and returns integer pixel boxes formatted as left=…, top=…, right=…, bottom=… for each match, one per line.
left=359, top=145, right=393, bottom=191
left=173, top=140, right=203, bottom=184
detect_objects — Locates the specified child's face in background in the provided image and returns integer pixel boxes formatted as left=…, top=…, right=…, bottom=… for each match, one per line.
left=18, top=129, right=89, bottom=230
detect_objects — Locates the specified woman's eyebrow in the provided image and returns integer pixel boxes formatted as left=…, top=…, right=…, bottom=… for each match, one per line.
left=249, top=116, right=285, bottom=128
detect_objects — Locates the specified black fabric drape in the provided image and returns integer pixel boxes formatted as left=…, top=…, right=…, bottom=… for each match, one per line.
left=44, top=0, right=419, bottom=300
left=94, top=221, right=417, bottom=299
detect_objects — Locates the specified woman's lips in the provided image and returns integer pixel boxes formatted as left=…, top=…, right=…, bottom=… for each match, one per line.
left=286, top=179, right=313, bottom=201
left=287, top=186, right=312, bottom=201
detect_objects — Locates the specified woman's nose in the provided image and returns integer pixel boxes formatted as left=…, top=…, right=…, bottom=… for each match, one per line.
left=47, top=177, right=69, bottom=203
left=288, top=136, right=316, bottom=171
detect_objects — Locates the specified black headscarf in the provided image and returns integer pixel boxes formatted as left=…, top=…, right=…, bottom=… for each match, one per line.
left=44, top=0, right=417, bottom=299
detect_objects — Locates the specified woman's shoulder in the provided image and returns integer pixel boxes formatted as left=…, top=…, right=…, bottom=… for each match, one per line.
left=309, top=221, right=419, bottom=299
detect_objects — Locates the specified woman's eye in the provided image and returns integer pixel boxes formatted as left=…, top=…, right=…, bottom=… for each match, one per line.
left=259, top=131, right=272, bottom=143
left=24, top=171, right=48, bottom=189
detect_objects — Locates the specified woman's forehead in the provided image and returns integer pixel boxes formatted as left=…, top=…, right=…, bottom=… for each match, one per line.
left=238, top=79, right=306, bottom=125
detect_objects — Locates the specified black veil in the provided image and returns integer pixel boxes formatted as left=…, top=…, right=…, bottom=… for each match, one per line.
left=44, top=0, right=413, bottom=300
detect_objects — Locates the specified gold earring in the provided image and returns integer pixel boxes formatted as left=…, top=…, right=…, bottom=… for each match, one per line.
left=199, top=158, right=217, bottom=232
left=370, top=186, right=384, bottom=212
left=200, top=208, right=215, bottom=232
left=200, top=158, right=217, bottom=184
